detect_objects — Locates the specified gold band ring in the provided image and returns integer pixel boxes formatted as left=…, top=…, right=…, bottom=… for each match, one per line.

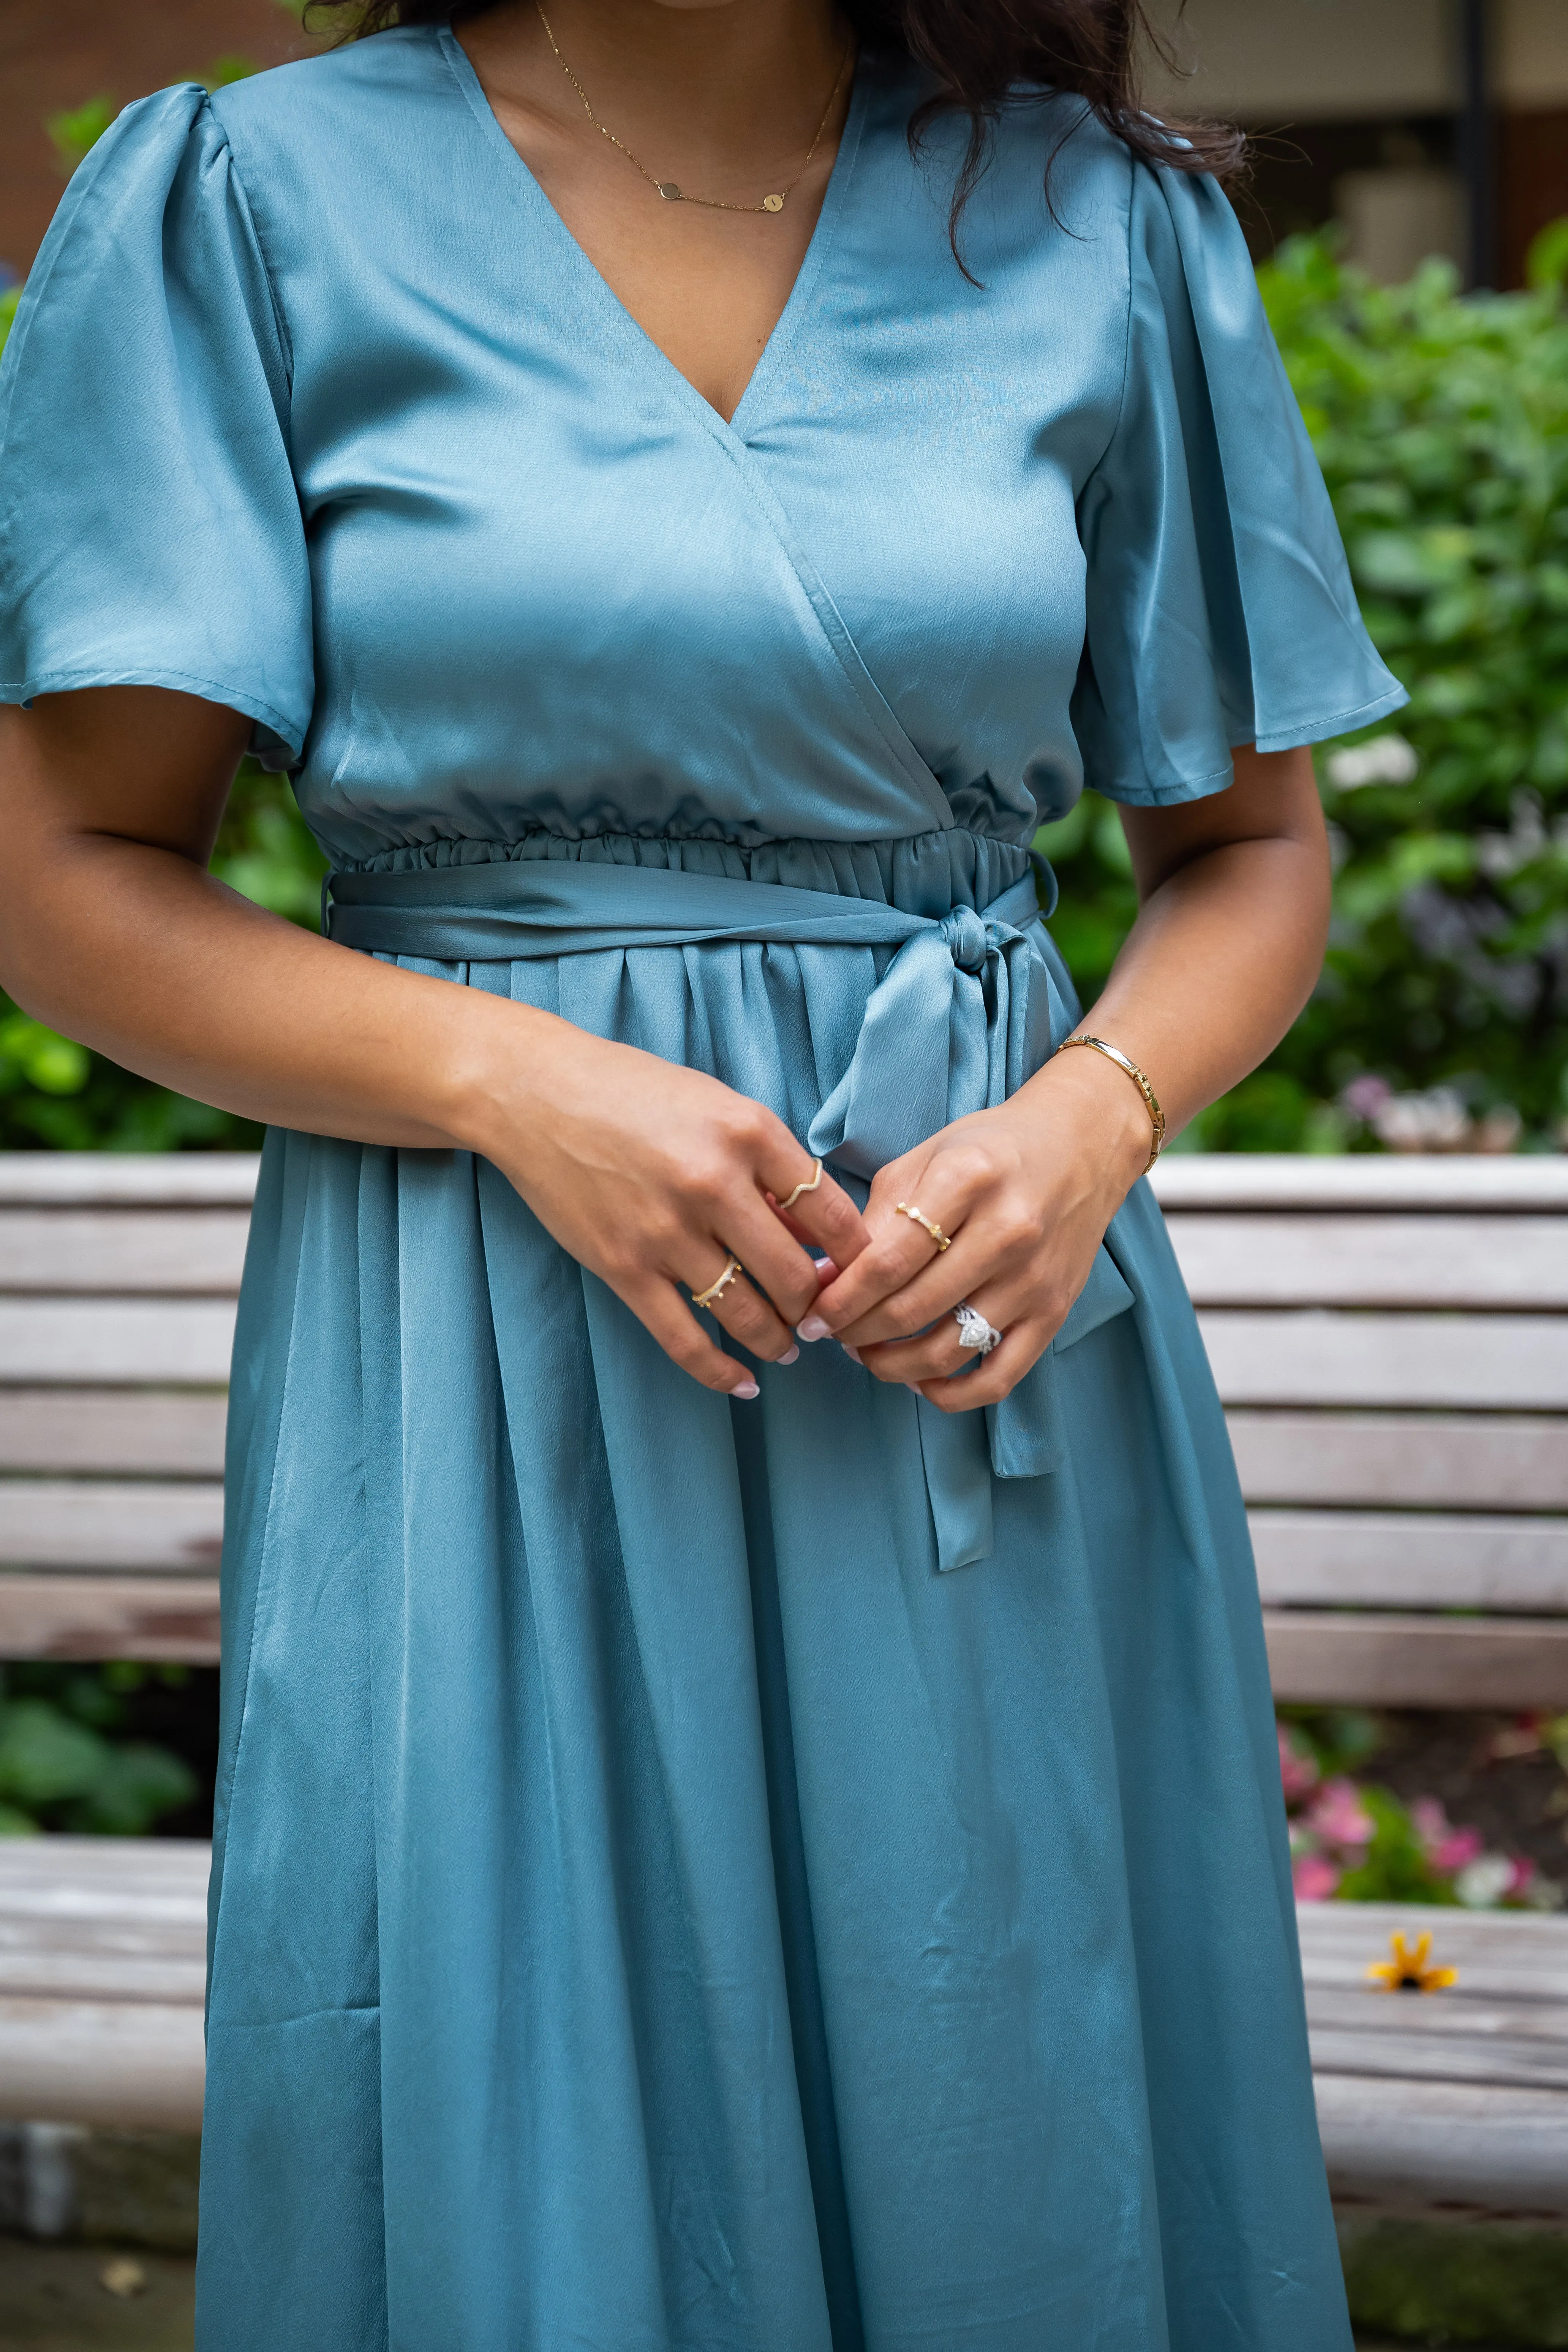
left=778, top=1159, right=824, bottom=1212
left=895, top=1201, right=952, bottom=1253
left=691, top=1255, right=743, bottom=1312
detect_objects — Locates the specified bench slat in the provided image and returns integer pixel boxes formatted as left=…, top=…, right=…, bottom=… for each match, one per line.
left=0, top=1951, right=208, bottom=2003
left=1167, top=1214, right=1568, bottom=1309
left=0, top=1576, right=220, bottom=1663
left=1264, top=1610, right=1568, bottom=1707
left=1308, top=2018, right=1568, bottom=2094
left=0, top=1835, right=209, bottom=1905
left=0, top=1391, right=228, bottom=1476
left=0, top=1996, right=205, bottom=2131
left=1228, top=1411, right=1568, bottom=1510
left=1251, top=1510, right=1568, bottom=1612
left=5, top=1149, right=1565, bottom=1210
left=0, top=1209, right=250, bottom=1294
left=1314, top=2072, right=1568, bottom=2216
left=0, top=1300, right=237, bottom=1385
left=0, top=1481, right=224, bottom=1572
left=1200, top=1310, right=1568, bottom=1410
left=1152, top=1156, right=1568, bottom=1211
left=0, top=1155, right=259, bottom=1206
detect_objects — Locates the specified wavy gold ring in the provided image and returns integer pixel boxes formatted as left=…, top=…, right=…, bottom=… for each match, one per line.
left=779, top=1159, right=824, bottom=1212
left=895, top=1201, right=952, bottom=1253
left=691, top=1255, right=743, bottom=1311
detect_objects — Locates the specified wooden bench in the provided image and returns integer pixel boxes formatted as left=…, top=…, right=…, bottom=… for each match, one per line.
left=3, top=1150, right=1566, bottom=1704
left=2, top=1837, right=1563, bottom=2219
left=1154, top=1153, right=1568, bottom=1709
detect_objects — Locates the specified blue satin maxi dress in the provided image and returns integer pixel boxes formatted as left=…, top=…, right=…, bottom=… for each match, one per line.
left=0, top=30, right=1406, bottom=2352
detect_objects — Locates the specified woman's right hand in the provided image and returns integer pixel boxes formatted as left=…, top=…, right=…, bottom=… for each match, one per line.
left=467, top=1009, right=869, bottom=1397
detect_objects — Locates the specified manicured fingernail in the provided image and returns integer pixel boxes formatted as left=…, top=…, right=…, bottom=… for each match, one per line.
left=841, top=1343, right=862, bottom=1365
left=730, top=1378, right=760, bottom=1400
left=779, top=1345, right=800, bottom=1365
left=814, top=1260, right=839, bottom=1286
left=798, top=1315, right=831, bottom=1342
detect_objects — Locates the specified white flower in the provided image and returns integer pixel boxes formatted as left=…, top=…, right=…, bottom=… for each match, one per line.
left=1455, top=1853, right=1515, bottom=1909
left=1325, top=733, right=1420, bottom=790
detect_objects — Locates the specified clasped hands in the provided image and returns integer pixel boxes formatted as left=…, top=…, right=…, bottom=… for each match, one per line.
left=490, top=1025, right=1150, bottom=1408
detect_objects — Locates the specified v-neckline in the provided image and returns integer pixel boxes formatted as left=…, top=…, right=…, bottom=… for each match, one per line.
left=439, top=24, right=868, bottom=441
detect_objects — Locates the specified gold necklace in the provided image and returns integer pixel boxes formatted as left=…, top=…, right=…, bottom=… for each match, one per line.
left=534, top=4, right=851, bottom=216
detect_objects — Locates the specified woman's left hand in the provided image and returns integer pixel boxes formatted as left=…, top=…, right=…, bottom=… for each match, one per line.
left=793, top=1046, right=1154, bottom=1407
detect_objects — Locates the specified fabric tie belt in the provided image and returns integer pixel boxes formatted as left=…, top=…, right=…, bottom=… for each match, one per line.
left=325, top=857, right=1135, bottom=1571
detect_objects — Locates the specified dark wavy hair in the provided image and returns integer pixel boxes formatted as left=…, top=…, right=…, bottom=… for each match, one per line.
left=307, top=2, right=1243, bottom=261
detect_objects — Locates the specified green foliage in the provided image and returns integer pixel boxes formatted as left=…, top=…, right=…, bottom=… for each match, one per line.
left=0, top=1666, right=198, bottom=1836
left=46, top=96, right=118, bottom=176
left=1041, top=223, right=1568, bottom=1151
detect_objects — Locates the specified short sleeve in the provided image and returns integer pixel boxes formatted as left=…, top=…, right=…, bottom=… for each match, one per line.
left=1072, top=159, right=1405, bottom=806
left=0, top=85, right=312, bottom=768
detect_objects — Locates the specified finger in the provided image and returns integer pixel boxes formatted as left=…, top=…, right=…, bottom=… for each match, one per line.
left=799, top=1182, right=955, bottom=1337
left=828, top=1220, right=998, bottom=1347
left=720, top=1198, right=844, bottom=1332
left=630, top=1277, right=764, bottom=1398
left=914, top=1318, right=1054, bottom=1413
left=691, top=1252, right=799, bottom=1365
left=765, top=1158, right=871, bottom=1271
left=857, top=1291, right=1013, bottom=1386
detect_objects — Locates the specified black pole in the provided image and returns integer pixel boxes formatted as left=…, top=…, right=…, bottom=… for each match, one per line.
left=1456, top=0, right=1494, bottom=289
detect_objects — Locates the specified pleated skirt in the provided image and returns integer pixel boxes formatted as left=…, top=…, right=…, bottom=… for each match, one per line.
left=194, top=830, right=1351, bottom=2352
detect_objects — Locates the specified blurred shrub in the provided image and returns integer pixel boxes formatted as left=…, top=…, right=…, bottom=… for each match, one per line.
left=0, top=1665, right=198, bottom=1836
left=1042, top=225, right=1568, bottom=1151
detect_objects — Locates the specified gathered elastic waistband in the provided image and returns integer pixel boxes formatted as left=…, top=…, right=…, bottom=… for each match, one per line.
left=332, top=825, right=1037, bottom=923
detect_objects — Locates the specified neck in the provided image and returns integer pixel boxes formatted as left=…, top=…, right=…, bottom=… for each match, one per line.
left=463, top=0, right=849, bottom=182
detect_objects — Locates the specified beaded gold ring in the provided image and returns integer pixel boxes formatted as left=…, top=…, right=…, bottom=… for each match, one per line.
left=895, top=1201, right=952, bottom=1253
left=691, top=1255, right=743, bottom=1311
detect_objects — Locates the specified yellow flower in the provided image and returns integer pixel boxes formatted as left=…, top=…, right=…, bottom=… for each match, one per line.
left=1366, top=1929, right=1457, bottom=1994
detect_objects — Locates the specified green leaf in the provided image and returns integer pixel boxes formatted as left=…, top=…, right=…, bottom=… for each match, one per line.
left=0, top=1699, right=109, bottom=1805
left=66, top=1742, right=198, bottom=1837
left=46, top=96, right=117, bottom=174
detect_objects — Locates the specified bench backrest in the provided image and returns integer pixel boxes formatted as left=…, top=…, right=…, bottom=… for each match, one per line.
left=1157, top=1154, right=1568, bottom=1709
left=2, top=1151, right=1566, bottom=1704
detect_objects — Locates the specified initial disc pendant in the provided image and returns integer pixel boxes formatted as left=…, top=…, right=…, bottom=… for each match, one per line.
left=657, top=182, right=682, bottom=201
left=762, top=193, right=785, bottom=213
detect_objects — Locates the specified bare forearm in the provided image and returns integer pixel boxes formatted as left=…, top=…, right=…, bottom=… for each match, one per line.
left=1080, top=829, right=1329, bottom=1138
left=0, top=828, right=537, bottom=1151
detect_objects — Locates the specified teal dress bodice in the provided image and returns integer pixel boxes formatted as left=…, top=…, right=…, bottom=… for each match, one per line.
left=0, top=33, right=1399, bottom=2352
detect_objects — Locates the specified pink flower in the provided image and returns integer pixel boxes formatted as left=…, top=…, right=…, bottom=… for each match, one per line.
left=1506, top=1857, right=1538, bottom=1900
left=1294, top=1854, right=1341, bottom=1902
left=1306, top=1778, right=1375, bottom=1849
left=1412, top=1797, right=1484, bottom=1873
left=1342, top=1075, right=1394, bottom=1121
left=1277, top=1727, right=1320, bottom=1807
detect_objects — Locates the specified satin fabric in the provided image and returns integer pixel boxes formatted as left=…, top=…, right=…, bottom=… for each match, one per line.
left=326, top=853, right=1136, bottom=1572
left=0, top=28, right=1402, bottom=2349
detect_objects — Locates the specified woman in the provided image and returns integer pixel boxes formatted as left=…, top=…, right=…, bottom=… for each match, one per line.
left=0, top=0, right=1404, bottom=2342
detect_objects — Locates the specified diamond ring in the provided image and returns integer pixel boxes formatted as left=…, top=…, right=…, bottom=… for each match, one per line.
left=953, top=1301, right=1002, bottom=1356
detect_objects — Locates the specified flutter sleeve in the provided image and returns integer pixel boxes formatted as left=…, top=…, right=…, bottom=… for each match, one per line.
left=1072, top=157, right=1405, bottom=807
left=0, top=84, right=311, bottom=768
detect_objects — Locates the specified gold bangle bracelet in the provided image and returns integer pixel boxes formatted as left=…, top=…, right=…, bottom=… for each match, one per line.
left=1056, top=1036, right=1166, bottom=1173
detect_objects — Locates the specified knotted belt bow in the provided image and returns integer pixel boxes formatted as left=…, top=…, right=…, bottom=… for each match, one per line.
left=326, top=858, right=1135, bottom=1570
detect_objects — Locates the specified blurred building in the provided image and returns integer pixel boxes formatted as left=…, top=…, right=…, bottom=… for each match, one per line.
left=0, top=0, right=309, bottom=281
left=1, top=0, right=1565, bottom=287
left=1145, top=0, right=1568, bottom=285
